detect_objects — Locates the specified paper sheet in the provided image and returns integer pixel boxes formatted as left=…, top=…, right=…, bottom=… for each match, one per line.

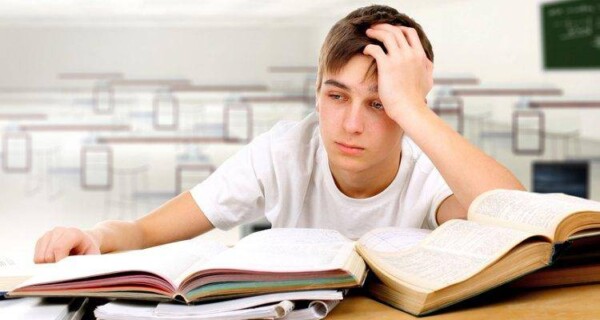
left=470, top=189, right=600, bottom=238
left=358, top=228, right=431, bottom=253
left=94, top=300, right=295, bottom=320
left=370, top=220, right=534, bottom=291
left=180, top=228, right=355, bottom=278
left=155, top=290, right=342, bottom=316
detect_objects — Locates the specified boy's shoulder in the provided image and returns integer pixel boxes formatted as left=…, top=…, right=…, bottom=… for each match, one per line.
left=268, top=112, right=319, bottom=141
left=253, top=112, right=321, bottom=177
left=264, top=112, right=321, bottom=151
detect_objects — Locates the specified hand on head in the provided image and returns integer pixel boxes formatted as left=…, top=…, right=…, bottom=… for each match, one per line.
left=363, top=23, right=433, bottom=123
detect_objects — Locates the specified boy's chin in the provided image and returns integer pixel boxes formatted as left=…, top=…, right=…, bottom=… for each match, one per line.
left=328, top=156, right=370, bottom=174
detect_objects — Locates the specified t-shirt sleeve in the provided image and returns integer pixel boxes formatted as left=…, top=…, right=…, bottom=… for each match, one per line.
left=422, top=166, right=454, bottom=230
left=189, top=133, right=272, bottom=230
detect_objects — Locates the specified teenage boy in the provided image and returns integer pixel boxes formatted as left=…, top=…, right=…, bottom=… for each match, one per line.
left=34, top=5, right=524, bottom=263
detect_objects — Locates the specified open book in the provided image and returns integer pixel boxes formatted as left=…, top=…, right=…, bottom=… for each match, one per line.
left=356, top=189, right=600, bottom=316
left=8, top=229, right=367, bottom=303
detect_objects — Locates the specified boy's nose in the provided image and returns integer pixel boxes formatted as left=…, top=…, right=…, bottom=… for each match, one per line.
left=342, top=105, right=365, bottom=134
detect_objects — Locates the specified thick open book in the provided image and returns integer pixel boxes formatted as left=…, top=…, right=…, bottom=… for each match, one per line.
left=9, top=229, right=367, bottom=303
left=356, top=189, right=600, bottom=316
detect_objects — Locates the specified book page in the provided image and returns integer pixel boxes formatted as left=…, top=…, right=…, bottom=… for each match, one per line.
left=237, top=228, right=353, bottom=246
left=179, top=229, right=355, bottom=280
left=358, top=228, right=431, bottom=253
left=363, top=220, right=536, bottom=291
left=469, top=189, right=600, bottom=240
left=17, top=237, right=227, bottom=290
left=0, top=256, right=52, bottom=292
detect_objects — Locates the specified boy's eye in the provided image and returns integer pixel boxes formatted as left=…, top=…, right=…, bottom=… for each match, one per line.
left=328, top=94, right=342, bottom=100
left=371, top=101, right=384, bottom=110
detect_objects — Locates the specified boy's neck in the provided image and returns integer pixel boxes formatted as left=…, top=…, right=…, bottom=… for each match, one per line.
left=329, top=151, right=402, bottom=199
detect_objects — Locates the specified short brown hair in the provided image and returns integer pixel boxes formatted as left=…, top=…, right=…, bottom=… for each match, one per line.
left=316, top=5, right=433, bottom=92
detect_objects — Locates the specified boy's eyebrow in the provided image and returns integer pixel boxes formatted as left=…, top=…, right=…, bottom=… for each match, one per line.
left=323, top=79, right=350, bottom=91
left=323, top=79, right=378, bottom=93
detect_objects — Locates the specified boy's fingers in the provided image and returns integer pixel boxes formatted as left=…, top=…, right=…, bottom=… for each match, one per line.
left=366, top=28, right=400, bottom=55
left=399, top=26, right=426, bottom=56
left=373, top=24, right=427, bottom=59
left=363, top=44, right=387, bottom=61
left=34, top=228, right=98, bottom=263
left=43, top=228, right=68, bottom=263
left=371, top=24, right=410, bottom=50
left=34, top=232, right=52, bottom=263
left=43, top=231, right=60, bottom=263
left=52, top=246, right=71, bottom=263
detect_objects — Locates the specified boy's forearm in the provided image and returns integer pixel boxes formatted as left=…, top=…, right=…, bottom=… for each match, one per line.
left=85, top=192, right=214, bottom=253
left=394, top=103, right=525, bottom=210
left=86, top=220, right=145, bottom=254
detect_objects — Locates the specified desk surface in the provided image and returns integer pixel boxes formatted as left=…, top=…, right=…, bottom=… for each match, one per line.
left=6, top=283, right=600, bottom=319
left=328, top=284, right=600, bottom=319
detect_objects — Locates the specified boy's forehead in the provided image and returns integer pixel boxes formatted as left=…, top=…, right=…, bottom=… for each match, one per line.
left=321, top=55, right=378, bottom=92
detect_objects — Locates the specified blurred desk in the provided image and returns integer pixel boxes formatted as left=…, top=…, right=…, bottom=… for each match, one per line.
left=328, top=284, right=600, bottom=319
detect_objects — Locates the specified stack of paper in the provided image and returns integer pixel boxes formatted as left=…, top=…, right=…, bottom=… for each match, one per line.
left=94, top=290, right=343, bottom=320
left=0, top=297, right=87, bottom=320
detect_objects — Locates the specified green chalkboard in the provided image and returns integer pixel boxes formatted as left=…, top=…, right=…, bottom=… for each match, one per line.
left=542, top=0, right=600, bottom=69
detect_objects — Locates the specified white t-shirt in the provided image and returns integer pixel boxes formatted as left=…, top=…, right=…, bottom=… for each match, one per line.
left=191, top=112, right=453, bottom=240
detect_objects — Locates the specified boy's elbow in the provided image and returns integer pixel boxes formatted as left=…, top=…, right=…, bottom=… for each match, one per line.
left=506, top=178, right=526, bottom=191
left=496, top=170, right=526, bottom=192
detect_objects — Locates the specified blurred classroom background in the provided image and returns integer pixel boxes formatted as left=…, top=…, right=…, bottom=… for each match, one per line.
left=0, top=0, right=598, bottom=257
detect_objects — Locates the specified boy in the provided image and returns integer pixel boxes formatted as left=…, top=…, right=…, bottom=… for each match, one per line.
left=34, top=5, right=524, bottom=263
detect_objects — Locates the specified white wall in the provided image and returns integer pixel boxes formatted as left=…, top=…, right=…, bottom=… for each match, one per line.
left=0, top=25, right=316, bottom=87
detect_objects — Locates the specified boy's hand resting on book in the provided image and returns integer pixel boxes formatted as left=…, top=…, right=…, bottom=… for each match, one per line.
left=34, top=227, right=100, bottom=263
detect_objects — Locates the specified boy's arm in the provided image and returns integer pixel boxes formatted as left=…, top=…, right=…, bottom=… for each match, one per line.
left=364, top=24, right=525, bottom=224
left=92, top=191, right=214, bottom=252
left=34, top=191, right=214, bottom=263
left=400, top=106, right=524, bottom=224
left=435, top=195, right=469, bottom=225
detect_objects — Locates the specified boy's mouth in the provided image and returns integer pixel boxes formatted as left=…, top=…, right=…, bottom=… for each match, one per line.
left=335, top=142, right=365, bottom=155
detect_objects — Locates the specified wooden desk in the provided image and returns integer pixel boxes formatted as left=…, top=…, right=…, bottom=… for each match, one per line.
left=328, top=284, right=600, bottom=319
left=38, top=283, right=600, bottom=319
